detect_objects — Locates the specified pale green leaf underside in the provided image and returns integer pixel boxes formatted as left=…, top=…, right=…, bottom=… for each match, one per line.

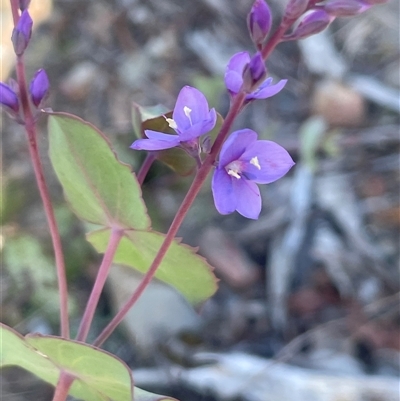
left=48, top=112, right=150, bottom=229
left=87, top=229, right=217, bottom=304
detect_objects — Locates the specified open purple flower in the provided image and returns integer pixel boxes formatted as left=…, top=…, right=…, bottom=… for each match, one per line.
left=225, top=52, right=287, bottom=101
left=131, top=86, right=216, bottom=152
left=212, top=129, right=294, bottom=219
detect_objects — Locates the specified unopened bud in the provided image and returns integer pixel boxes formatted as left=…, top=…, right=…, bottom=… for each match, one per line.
left=0, top=82, right=19, bottom=113
left=247, top=0, right=272, bottom=47
left=284, top=9, right=333, bottom=41
left=284, top=0, right=309, bottom=20
left=29, top=69, right=50, bottom=107
left=243, top=52, right=267, bottom=92
left=325, top=0, right=368, bottom=16
left=11, top=10, right=33, bottom=56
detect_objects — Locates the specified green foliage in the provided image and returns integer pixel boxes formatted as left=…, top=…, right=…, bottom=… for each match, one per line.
left=48, top=113, right=150, bottom=229
left=87, top=229, right=217, bottom=304
left=48, top=112, right=217, bottom=304
left=1, top=324, right=178, bottom=401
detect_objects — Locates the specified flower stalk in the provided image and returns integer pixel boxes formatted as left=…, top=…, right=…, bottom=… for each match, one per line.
left=10, top=0, right=70, bottom=338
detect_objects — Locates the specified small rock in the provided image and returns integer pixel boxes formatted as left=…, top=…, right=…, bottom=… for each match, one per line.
left=312, top=80, right=366, bottom=127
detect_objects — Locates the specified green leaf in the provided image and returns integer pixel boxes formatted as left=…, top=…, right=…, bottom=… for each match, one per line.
left=134, top=387, right=178, bottom=401
left=1, top=324, right=180, bottom=400
left=87, top=228, right=218, bottom=304
left=47, top=112, right=150, bottom=229
left=1, top=323, right=133, bottom=401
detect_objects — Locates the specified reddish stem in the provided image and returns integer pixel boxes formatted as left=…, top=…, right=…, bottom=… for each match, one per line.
left=75, top=228, right=124, bottom=342
left=51, top=371, right=75, bottom=401
left=92, top=17, right=291, bottom=348
left=11, top=3, right=70, bottom=338
left=93, top=92, right=247, bottom=347
left=136, top=152, right=156, bottom=185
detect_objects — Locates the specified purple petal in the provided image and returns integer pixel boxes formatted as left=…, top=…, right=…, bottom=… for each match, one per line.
left=241, top=140, right=295, bottom=184
left=0, top=82, right=19, bottom=112
left=173, top=86, right=209, bottom=131
left=212, top=168, right=236, bottom=215
left=232, top=178, right=261, bottom=219
left=29, top=69, right=50, bottom=107
left=145, top=130, right=180, bottom=141
left=224, top=52, right=250, bottom=94
left=247, top=79, right=287, bottom=100
left=130, top=137, right=180, bottom=151
left=248, top=0, right=272, bottom=44
left=219, top=129, right=258, bottom=167
left=178, top=108, right=217, bottom=141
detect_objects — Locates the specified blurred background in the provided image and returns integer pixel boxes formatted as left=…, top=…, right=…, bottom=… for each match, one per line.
left=1, top=0, right=399, bottom=400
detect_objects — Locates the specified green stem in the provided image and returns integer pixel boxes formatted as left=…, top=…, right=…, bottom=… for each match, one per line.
left=51, top=371, right=75, bottom=401
left=11, top=2, right=70, bottom=338
left=76, top=228, right=124, bottom=342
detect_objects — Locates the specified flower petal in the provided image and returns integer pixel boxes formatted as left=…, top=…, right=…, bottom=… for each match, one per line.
left=173, top=86, right=209, bottom=131
left=241, top=140, right=295, bottom=184
left=212, top=168, right=236, bottom=215
left=225, top=52, right=250, bottom=94
left=130, top=137, right=180, bottom=151
left=247, top=78, right=287, bottom=100
left=179, top=108, right=217, bottom=141
left=219, top=129, right=258, bottom=167
left=232, top=178, right=261, bottom=219
left=145, top=130, right=180, bottom=141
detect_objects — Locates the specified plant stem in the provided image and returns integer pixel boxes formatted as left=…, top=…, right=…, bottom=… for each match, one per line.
left=76, top=228, right=124, bottom=342
left=11, top=3, right=70, bottom=338
left=136, top=152, right=156, bottom=185
left=93, top=91, right=247, bottom=347
left=51, top=371, right=75, bottom=401
left=94, top=20, right=290, bottom=347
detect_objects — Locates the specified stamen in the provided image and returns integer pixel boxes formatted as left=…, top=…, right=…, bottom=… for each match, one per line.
left=250, top=156, right=261, bottom=170
left=164, top=116, right=178, bottom=130
left=228, top=169, right=241, bottom=179
left=184, top=106, right=193, bottom=125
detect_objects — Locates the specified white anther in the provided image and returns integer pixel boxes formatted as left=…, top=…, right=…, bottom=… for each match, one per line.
left=250, top=156, right=261, bottom=170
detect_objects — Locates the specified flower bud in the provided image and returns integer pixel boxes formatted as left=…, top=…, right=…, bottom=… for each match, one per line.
left=247, top=0, right=272, bottom=47
left=284, top=0, right=309, bottom=20
left=11, top=10, right=33, bottom=56
left=284, top=9, right=333, bottom=41
left=0, top=82, right=19, bottom=112
left=243, top=52, right=267, bottom=92
left=324, top=0, right=368, bottom=16
left=29, top=69, right=50, bottom=107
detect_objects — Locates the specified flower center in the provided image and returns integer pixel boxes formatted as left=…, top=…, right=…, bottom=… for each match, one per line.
left=226, top=160, right=242, bottom=179
left=165, top=116, right=178, bottom=130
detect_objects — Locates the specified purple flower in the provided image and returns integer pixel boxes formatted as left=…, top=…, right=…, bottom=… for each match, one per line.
left=29, top=69, right=50, bottom=107
left=247, top=0, right=272, bottom=47
left=212, top=129, right=295, bottom=219
left=324, top=0, right=372, bottom=16
left=11, top=10, right=33, bottom=56
left=0, top=82, right=19, bottom=113
left=284, top=10, right=334, bottom=41
left=225, top=52, right=287, bottom=101
left=131, top=86, right=216, bottom=152
left=284, top=0, right=309, bottom=19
